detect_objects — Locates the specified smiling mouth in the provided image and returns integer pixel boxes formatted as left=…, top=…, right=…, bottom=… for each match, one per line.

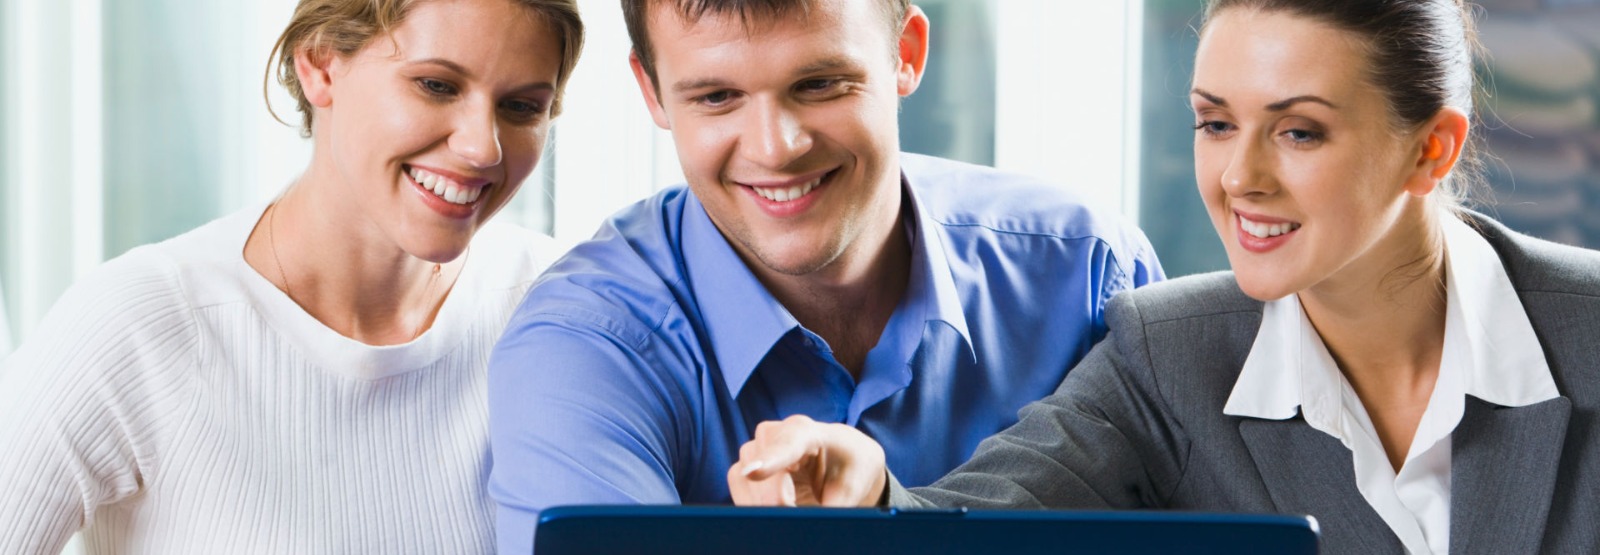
left=746, top=170, right=833, bottom=203
left=408, top=165, right=488, bottom=205
left=1239, top=214, right=1301, bottom=238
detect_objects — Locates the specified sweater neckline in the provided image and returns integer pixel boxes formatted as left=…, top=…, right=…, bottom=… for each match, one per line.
left=229, top=202, right=482, bottom=380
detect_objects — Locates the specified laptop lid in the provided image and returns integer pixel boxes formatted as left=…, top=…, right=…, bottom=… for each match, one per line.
left=535, top=505, right=1319, bottom=555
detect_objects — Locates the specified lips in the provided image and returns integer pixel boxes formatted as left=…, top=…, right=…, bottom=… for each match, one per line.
left=1239, top=214, right=1300, bottom=238
left=1234, top=211, right=1301, bottom=253
left=738, top=169, right=835, bottom=218
left=408, top=166, right=487, bottom=205
left=749, top=175, right=821, bottom=202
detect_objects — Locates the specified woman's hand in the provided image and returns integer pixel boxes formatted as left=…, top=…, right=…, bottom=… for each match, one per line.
left=727, top=415, right=889, bottom=507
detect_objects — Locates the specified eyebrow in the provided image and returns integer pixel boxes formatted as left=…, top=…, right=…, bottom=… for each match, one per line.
left=795, top=56, right=854, bottom=75
left=1190, top=88, right=1339, bottom=111
left=672, top=77, right=734, bottom=95
left=408, top=57, right=473, bottom=77
left=407, top=57, right=556, bottom=94
left=669, top=56, right=859, bottom=95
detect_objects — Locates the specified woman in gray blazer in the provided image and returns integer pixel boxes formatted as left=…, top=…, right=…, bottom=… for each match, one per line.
left=726, top=1, right=1600, bottom=554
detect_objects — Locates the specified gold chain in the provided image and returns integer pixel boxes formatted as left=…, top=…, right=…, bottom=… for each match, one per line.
left=266, top=201, right=451, bottom=341
left=267, top=201, right=295, bottom=300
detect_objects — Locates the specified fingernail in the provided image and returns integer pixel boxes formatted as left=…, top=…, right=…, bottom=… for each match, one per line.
left=741, top=460, right=765, bottom=477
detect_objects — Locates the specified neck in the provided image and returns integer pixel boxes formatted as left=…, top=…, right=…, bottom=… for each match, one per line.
left=244, top=167, right=464, bottom=346
left=1298, top=206, right=1448, bottom=470
left=1300, top=208, right=1448, bottom=384
left=759, top=203, right=911, bottom=379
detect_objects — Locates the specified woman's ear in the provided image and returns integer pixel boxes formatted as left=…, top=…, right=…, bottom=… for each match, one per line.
left=1403, top=106, right=1470, bottom=197
left=295, top=46, right=338, bottom=109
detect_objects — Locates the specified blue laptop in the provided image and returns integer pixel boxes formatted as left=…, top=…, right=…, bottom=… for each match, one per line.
left=535, top=505, right=1319, bottom=555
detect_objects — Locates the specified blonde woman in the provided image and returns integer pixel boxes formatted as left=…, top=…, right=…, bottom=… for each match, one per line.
left=0, top=0, right=582, bottom=553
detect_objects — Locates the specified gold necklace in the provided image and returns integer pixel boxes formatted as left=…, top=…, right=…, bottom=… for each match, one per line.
left=267, top=202, right=448, bottom=341
left=267, top=201, right=295, bottom=300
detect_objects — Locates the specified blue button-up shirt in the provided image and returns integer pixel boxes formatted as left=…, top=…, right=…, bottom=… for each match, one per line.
left=488, top=154, right=1163, bottom=553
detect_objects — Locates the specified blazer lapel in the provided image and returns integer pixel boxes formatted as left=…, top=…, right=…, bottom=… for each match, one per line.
left=1449, top=396, right=1571, bottom=555
left=1240, top=418, right=1405, bottom=554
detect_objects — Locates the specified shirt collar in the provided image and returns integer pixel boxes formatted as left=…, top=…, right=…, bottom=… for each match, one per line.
left=1437, top=212, right=1558, bottom=407
left=900, top=173, right=975, bottom=363
left=683, top=193, right=803, bottom=398
left=1224, top=211, right=1558, bottom=421
left=686, top=170, right=976, bottom=398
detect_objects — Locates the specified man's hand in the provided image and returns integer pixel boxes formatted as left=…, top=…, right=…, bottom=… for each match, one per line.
left=727, top=415, right=889, bottom=507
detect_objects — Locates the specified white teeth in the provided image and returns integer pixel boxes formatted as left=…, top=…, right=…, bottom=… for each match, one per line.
left=409, top=167, right=485, bottom=205
left=752, top=177, right=821, bottom=203
left=1239, top=215, right=1301, bottom=238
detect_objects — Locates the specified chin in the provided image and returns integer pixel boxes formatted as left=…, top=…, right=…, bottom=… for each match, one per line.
left=406, top=238, right=471, bottom=265
left=1230, top=263, right=1298, bottom=302
left=750, top=244, right=837, bottom=277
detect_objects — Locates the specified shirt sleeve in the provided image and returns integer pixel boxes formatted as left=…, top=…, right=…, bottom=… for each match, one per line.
left=890, top=292, right=1189, bottom=510
left=487, top=311, right=692, bottom=555
left=1088, top=226, right=1166, bottom=345
left=0, top=253, right=196, bottom=555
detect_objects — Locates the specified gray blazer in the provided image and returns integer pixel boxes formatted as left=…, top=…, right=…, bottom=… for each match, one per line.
left=889, top=213, right=1600, bottom=554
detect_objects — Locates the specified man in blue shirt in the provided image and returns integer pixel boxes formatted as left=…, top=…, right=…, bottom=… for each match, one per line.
left=487, top=0, right=1163, bottom=552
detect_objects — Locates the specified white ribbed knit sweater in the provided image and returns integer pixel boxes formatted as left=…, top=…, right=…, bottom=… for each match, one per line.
left=0, top=205, right=560, bottom=555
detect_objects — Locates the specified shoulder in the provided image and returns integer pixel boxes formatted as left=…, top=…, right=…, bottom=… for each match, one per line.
left=465, top=220, right=569, bottom=291
left=50, top=207, right=262, bottom=331
left=505, top=188, right=695, bottom=350
left=1093, top=272, right=1262, bottom=413
left=902, top=153, right=1157, bottom=269
left=2, top=219, right=207, bottom=399
left=1474, top=212, right=1600, bottom=299
left=1106, top=271, right=1260, bottom=327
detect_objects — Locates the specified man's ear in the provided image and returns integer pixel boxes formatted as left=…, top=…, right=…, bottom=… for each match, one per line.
left=895, top=6, right=931, bottom=97
left=630, top=51, right=672, bottom=130
left=1402, top=106, right=1470, bottom=197
left=294, top=46, right=338, bottom=109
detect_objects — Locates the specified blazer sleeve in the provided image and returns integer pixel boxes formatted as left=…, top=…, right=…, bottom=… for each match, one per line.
left=888, top=291, right=1190, bottom=509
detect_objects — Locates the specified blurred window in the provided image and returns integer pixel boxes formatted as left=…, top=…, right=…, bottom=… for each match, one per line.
left=1138, top=0, right=1600, bottom=278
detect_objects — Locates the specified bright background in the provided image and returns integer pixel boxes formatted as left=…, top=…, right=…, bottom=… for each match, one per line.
left=2, top=0, right=1599, bottom=551
left=0, top=0, right=1146, bottom=361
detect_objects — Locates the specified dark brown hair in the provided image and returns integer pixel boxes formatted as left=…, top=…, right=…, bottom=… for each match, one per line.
left=266, top=0, right=585, bottom=137
left=621, top=0, right=910, bottom=93
left=1202, top=0, right=1487, bottom=208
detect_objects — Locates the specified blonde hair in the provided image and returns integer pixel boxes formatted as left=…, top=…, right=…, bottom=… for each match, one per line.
left=265, top=0, right=585, bottom=137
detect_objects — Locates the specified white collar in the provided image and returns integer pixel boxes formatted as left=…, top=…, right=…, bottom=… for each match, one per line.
left=1224, top=212, right=1559, bottom=422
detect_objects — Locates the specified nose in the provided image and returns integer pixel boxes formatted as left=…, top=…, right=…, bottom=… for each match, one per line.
left=1219, top=138, right=1273, bottom=198
left=450, top=102, right=503, bottom=169
left=740, top=98, right=813, bottom=170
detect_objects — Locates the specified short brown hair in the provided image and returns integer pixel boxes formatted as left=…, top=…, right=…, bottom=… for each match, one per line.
left=621, top=0, right=910, bottom=91
left=266, top=0, right=585, bottom=137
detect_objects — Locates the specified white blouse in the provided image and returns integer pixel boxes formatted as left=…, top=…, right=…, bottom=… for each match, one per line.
left=1223, top=213, right=1559, bottom=555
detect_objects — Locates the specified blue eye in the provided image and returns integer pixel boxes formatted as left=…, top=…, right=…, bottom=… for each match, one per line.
left=797, top=79, right=837, bottom=92
left=418, top=78, right=457, bottom=96
left=1285, top=129, right=1319, bottom=142
left=499, top=99, right=546, bottom=124
left=698, top=90, right=734, bottom=106
left=1193, top=120, right=1233, bottom=136
left=502, top=99, right=542, bottom=114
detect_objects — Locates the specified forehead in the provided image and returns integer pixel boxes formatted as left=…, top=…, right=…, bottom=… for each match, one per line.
left=644, top=0, right=891, bottom=68
left=1193, top=9, right=1372, bottom=108
left=377, top=0, right=562, bottom=72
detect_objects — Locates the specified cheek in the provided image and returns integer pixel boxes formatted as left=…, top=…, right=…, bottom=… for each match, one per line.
left=503, top=127, right=547, bottom=181
left=1192, top=152, right=1228, bottom=207
left=677, top=121, right=735, bottom=179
